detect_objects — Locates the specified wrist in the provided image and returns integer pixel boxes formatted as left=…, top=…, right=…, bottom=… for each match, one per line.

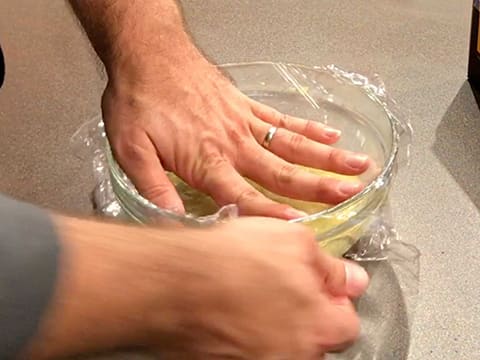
left=105, top=36, right=209, bottom=90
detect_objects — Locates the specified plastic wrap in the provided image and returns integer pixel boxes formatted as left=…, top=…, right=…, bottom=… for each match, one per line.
left=72, top=62, right=419, bottom=359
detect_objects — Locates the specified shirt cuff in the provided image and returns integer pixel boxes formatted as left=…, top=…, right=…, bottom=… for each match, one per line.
left=0, top=194, right=60, bottom=359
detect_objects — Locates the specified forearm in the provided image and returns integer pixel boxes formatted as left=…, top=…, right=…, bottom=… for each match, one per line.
left=22, top=216, right=183, bottom=359
left=68, top=0, right=205, bottom=84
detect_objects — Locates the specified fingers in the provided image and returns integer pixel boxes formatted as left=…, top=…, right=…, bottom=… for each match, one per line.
left=110, top=130, right=185, bottom=213
left=316, top=295, right=361, bottom=353
left=250, top=100, right=341, bottom=145
left=199, top=159, right=306, bottom=219
left=315, top=251, right=369, bottom=299
left=241, top=144, right=364, bottom=204
left=314, top=253, right=367, bottom=353
left=253, top=123, right=370, bottom=175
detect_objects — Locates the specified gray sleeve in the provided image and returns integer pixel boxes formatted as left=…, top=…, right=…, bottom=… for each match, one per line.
left=0, top=194, right=60, bottom=359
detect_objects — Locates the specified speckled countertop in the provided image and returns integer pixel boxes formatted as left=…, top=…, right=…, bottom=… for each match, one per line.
left=0, top=0, right=479, bottom=359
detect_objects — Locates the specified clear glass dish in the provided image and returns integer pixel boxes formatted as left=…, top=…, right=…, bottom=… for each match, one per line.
left=106, top=62, right=407, bottom=257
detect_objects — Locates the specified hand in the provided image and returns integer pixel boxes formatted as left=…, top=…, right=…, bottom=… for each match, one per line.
left=102, top=58, right=370, bottom=220
left=146, top=218, right=369, bottom=359
left=23, top=216, right=368, bottom=359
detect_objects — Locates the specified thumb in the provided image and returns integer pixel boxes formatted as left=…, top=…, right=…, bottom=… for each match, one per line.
left=111, top=131, right=185, bottom=213
left=316, top=251, right=369, bottom=298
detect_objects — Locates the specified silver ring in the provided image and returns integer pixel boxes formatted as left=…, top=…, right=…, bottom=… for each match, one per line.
left=262, top=126, right=278, bottom=148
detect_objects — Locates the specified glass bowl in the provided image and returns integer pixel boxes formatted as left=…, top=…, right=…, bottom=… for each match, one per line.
left=106, top=62, right=406, bottom=257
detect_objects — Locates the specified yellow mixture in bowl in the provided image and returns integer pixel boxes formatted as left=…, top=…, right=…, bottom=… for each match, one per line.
left=167, top=167, right=370, bottom=257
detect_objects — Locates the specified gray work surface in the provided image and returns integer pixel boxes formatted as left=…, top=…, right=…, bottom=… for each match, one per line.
left=0, top=0, right=478, bottom=359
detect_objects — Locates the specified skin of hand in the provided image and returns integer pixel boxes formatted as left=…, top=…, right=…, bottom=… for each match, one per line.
left=22, top=216, right=368, bottom=360
left=69, top=0, right=370, bottom=220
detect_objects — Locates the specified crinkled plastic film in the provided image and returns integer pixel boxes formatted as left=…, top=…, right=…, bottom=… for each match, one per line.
left=71, top=63, right=419, bottom=359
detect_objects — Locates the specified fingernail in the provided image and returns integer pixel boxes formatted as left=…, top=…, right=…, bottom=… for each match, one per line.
left=345, top=262, right=369, bottom=296
left=345, top=154, right=369, bottom=170
left=324, top=127, right=342, bottom=138
left=284, top=208, right=308, bottom=220
left=338, top=182, right=363, bottom=196
left=167, top=207, right=185, bottom=214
